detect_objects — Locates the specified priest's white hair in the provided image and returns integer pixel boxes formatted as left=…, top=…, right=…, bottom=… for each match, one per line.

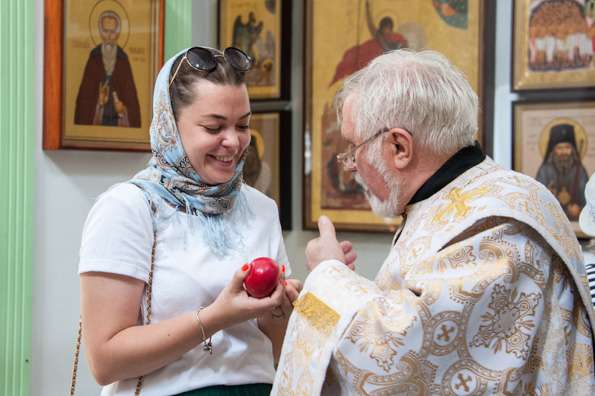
left=336, top=49, right=478, bottom=156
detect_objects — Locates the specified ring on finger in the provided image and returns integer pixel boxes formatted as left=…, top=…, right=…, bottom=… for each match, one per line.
left=271, top=305, right=285, bottom=319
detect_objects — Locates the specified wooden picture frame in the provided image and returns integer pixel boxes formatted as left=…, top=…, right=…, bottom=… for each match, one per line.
left=43, top=0, right=165, bottom=151
left=303, top=0, right=496, bottom=231
left=218, top=0, right=291, bottom=100
left=511, top=0, right=595, bottom=92
left=512, top=99, right=595, bottom=236
left=246, top=110, right=292, bottom=229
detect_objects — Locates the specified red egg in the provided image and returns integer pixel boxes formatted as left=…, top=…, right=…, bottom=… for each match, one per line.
left=243, top=257, right=280, bottom=298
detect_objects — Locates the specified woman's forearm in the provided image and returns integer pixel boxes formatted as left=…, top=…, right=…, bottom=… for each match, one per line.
left=81, top=267, right=285, bottom=386
left=87, top=305, right=224, bottom=385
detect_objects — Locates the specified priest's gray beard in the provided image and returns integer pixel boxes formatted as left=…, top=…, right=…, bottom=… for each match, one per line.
left=355, top=151, right=401, bottom=218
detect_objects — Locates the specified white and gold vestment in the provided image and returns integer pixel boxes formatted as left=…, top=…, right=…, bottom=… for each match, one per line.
left=273, top=159, right=595, bottom=395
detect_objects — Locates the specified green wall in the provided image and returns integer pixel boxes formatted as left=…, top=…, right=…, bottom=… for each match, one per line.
left=165, top=0, right=193, bottom=60
left=0, top=0, right=194, bottom=393
left=0, top=0, right=35, bottom=394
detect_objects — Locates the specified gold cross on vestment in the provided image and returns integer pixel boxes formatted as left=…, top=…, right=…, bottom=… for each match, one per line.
left=437, top=324, right=455, bottom=342
left=454, top=373, right=473, bottom=392
left=432, top=186, right=490, bottom=224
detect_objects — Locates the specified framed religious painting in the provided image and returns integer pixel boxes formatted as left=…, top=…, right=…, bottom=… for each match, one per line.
left=303, top=0, right=496, bottom=231
left=218, top=0, right=291, bottom=100
left=245, top=110, right=292, bottom=229
left=512, top=0, right=595, bottom=91
left=512, top=100, right=595, bottom=236
left=43, top=0, right=165, bottom=151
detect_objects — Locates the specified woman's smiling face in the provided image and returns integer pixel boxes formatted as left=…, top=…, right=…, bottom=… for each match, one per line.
left=176, top=79, right=251, bottom=185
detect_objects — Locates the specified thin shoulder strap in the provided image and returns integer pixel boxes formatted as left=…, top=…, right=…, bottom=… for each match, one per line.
left=69, top=318, right=83, bottom=395
left=133, top=230, right=157, bottom=395
left=70, top=187, right=157, bottom=395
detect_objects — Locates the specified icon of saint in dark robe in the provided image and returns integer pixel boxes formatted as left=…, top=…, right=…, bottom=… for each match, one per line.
left=74, top=10, right=141, bottom=128
left=536, top=123, right=589, bottom=221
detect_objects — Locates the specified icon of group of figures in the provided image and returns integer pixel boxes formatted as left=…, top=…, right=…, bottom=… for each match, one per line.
left=74, top=7, right=140, bottom=128
left=528, top=0, right=595, bottom=71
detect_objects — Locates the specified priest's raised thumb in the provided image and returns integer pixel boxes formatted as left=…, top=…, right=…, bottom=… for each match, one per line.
left=317, top=215, right=337, bottom=241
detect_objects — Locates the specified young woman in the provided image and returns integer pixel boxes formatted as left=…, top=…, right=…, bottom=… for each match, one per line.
left=78, top=47, right=301, bottom=396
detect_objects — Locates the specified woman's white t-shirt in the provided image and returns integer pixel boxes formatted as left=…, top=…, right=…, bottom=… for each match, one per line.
left=79, top=183, right=291, bottom=396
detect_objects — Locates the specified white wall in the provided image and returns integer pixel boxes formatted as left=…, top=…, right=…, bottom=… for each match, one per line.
left=31, top=1, right=515, bottom=394
left=493, top=0, right=518, bottom=168
left=32, top=0, right=151, bottom=393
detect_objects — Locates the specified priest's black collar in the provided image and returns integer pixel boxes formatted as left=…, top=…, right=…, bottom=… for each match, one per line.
left=407, top=142, right=485, bottom=206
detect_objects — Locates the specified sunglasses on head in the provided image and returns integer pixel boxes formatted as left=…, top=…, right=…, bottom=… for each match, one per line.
left=169, top=46, right=254, bottom=87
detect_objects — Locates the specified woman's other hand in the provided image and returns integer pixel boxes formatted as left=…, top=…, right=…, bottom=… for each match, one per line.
left=284, top=278, right=302, bottom=303
left=256, top=275, right=302, bottom=366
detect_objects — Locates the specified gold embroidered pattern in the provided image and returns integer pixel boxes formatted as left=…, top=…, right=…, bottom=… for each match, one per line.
left=375, top=265, right=399, bottom=290
left=432, top=186, right=491, bottom=225
left=334, top=350, right=438, bottom=395
left=569, top=343, right=594, bottom=379
left=471, top=285, right=541, bottom=359
left=293, top=292, right=340, bottom=336
left=441, top=361, right=491, bottom=396
left=437, top=245, right=476, bottom=272
left=426, top=311, right=463, bottom=357
left=345, top=297, right=416, bottom=372
left=574, top=304, right=592, bottom=339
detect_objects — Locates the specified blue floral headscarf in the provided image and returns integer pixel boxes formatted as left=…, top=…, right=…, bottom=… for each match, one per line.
left=130, top=49, right=247, bottom=256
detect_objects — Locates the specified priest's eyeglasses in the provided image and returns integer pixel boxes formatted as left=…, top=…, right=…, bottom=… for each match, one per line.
left=336, top=128, right=391, bottom=170
left=169, top=46, right=253, bottom=87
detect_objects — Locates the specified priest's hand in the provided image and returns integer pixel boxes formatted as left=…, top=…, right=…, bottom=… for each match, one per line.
left=340, top=240, right=357, bottom=270
left=305, top=216, right=346, bottom=271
